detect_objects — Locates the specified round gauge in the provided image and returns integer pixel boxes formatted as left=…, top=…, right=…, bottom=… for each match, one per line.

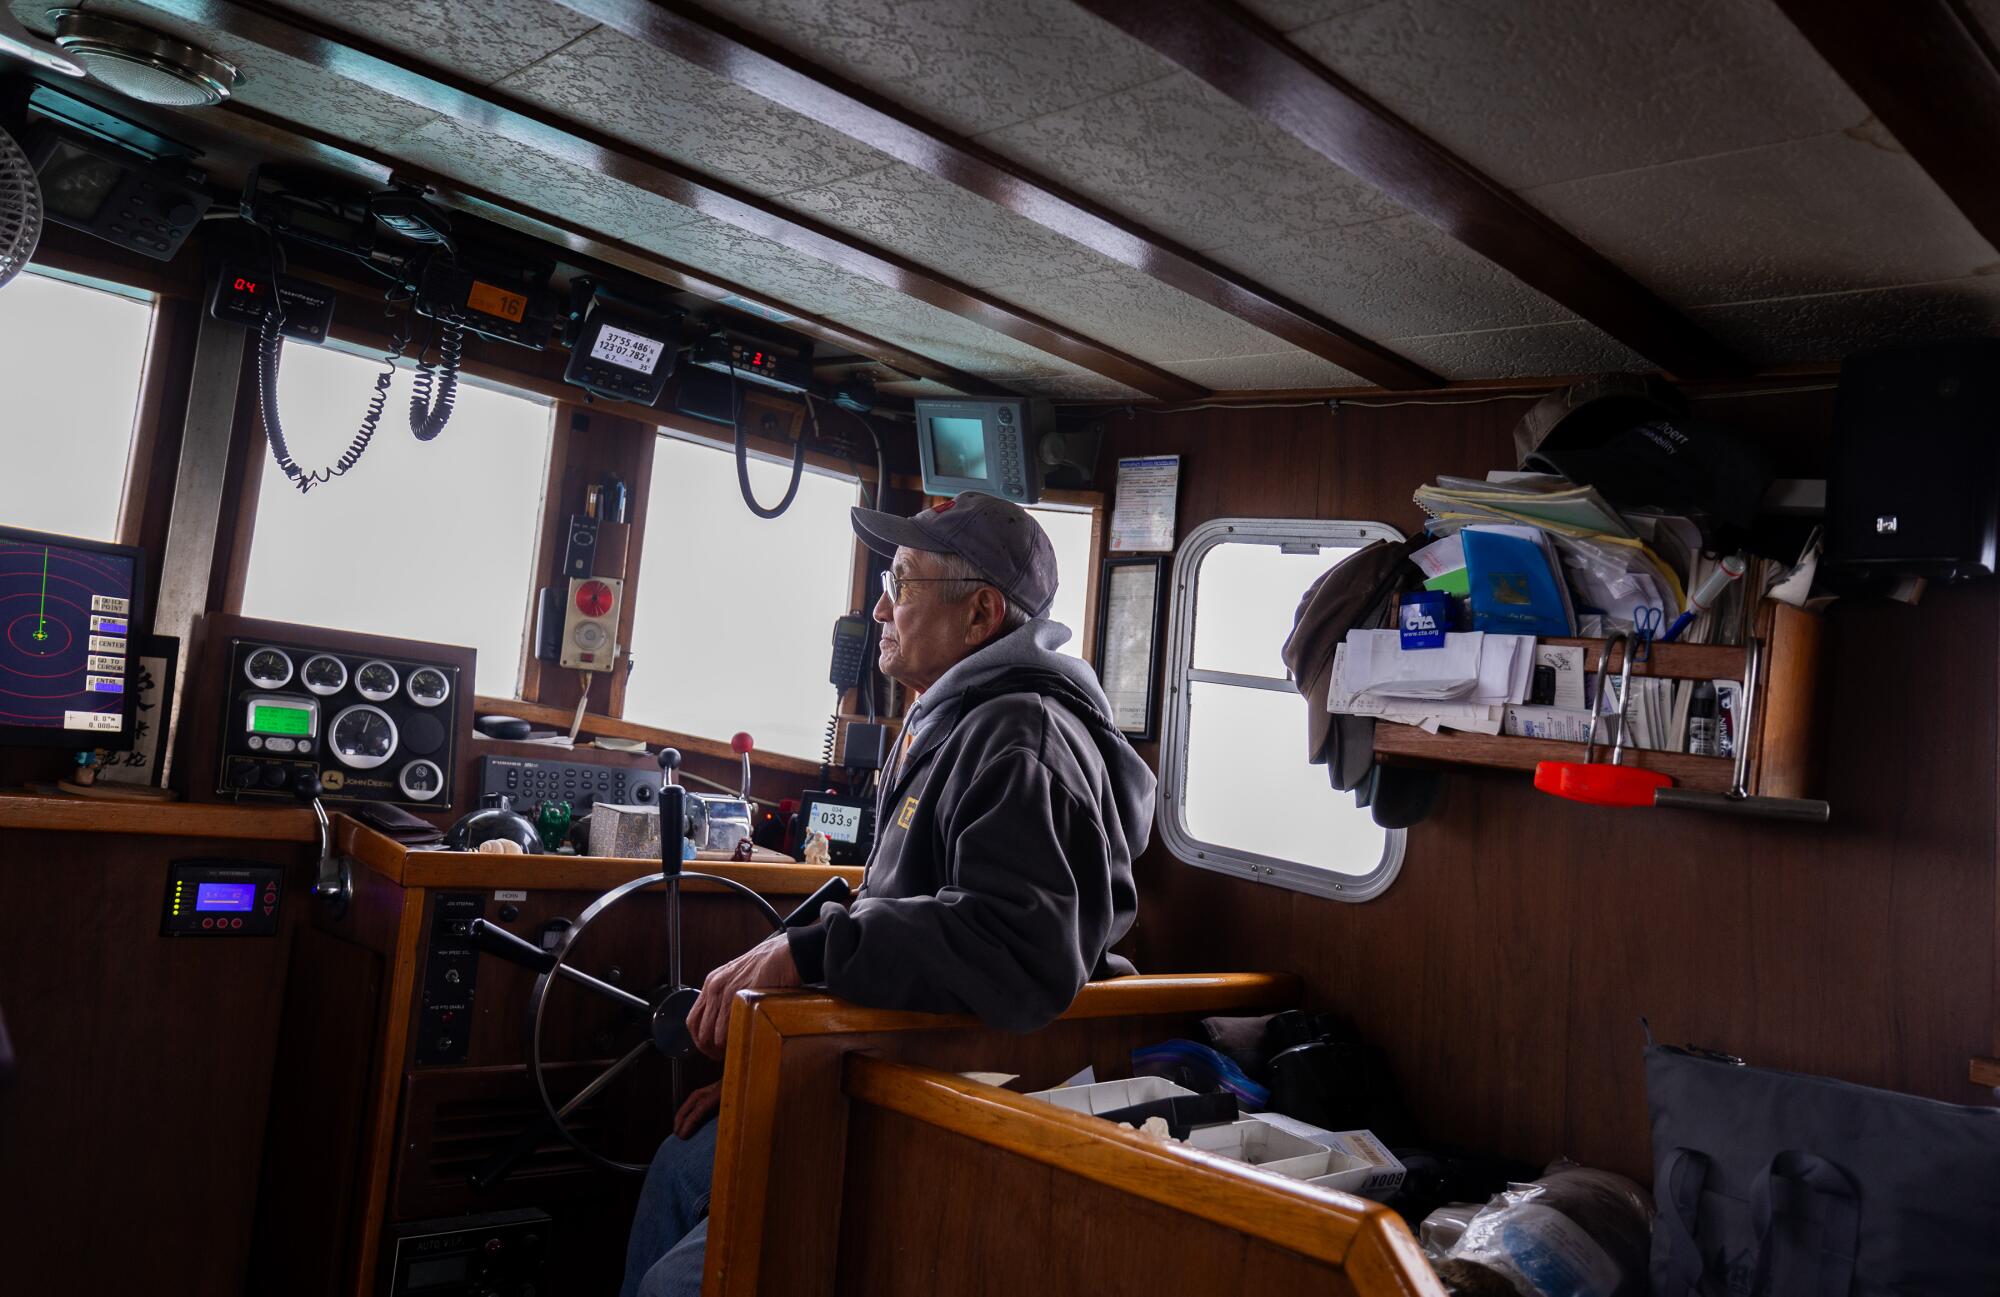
left=572, top=620, right=608, bottom=652
left=398, top=759, right=444, bottom=801
left=242, top=646, right=294, bottom=690
left=574, top=580, right=616, bottom=618
left=329, top=704, right=399, bottom=770
left=354, top=660, right=400, bottom=702
left=300, top=654, right=348, bottom=696
left=405, top=666, right=451, bottom=708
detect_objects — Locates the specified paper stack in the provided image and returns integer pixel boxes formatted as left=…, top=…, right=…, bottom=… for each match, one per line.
left=1329, top=630, right=1535, bottom=735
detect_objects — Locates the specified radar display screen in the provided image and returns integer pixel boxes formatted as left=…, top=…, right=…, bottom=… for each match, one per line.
left=0, top=528, right=143, bottom=747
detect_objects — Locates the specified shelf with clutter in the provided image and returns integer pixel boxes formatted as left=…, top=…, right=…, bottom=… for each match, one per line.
left=1324, top=377, right=1831, bottom=821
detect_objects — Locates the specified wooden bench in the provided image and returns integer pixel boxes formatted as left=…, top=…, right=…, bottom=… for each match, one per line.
left=704, top=975, right=1444, bottom=1296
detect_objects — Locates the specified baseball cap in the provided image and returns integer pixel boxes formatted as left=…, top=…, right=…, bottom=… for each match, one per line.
left=851, top=491, right=1058, bottom=617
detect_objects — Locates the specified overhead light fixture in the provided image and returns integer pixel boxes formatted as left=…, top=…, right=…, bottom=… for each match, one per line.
left=48, top=9, right=240, bottom=108
left=0, top=8, right=83, bottom=76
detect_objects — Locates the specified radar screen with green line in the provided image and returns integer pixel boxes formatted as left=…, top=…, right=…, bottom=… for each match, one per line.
left=0, top=525, right=146, bottom=748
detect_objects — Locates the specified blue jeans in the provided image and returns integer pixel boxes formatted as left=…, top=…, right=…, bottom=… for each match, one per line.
left=619, top=1118, right=718, bottom=1297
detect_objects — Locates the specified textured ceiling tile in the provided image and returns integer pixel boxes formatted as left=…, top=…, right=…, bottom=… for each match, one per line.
left=36, top=0, right=441, bottom=151
left=984, top=371, right=1148, bottom=399
left=832, top=298, right=1108, bottom=380
left=985, top=265, right=1298, bottom=363
left=496, top=26, right=891, bottom=198
left=774, top=163, right=1120, bottom=290
left=394, top=115, right=707, bottom=243
left=262, top=0, right=598, bottom=85
left=1690, top=277, right=2000, bottom=369
left=1236, top=0, right=1391, bottom=33
left=1289, top=0, right=1868, bottom=189
left=1527, top=131, right=2000, bottom=308
left=1160, top=350, right=1366, bottom=391
left=1206, top=214, right=1572, bottom=339
left=980, top=69, right=1404, bottom=253
left=1391, top=321, right=1650, bottom=380
left=633, top=215, right=915, bottom=318
left=698, top=0, right=1177, bottom=136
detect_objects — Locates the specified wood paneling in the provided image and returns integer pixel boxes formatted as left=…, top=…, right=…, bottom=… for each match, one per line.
left=1102, top=387, right=1998, bottom=1184
left=0, top=792, right=314, bottom=840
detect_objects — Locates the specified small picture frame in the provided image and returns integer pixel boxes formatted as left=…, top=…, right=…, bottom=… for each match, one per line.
left=1092, top=556, right=1167, bottom=743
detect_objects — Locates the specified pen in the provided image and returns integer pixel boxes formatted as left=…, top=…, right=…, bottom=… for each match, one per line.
left=1660, top=554, right=1747, bottom=642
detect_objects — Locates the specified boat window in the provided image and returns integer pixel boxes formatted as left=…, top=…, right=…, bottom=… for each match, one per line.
left=0, top=271, right=153, bottom=541
left=1160, top=518, right=1408, bottom=900
left=1026, top=502, right=1098, bottom=658
left=623, top=430, right=859, bottom=760
left=239, top=342, right=553, bottom=697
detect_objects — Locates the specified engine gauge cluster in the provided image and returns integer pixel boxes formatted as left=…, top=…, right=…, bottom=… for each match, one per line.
left=210, top=629, right=465, bottom=811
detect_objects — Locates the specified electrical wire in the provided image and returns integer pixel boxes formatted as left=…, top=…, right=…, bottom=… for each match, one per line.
left=408, top=308, right=464, bottom=441
left=729, top=356, right=806, bottom=518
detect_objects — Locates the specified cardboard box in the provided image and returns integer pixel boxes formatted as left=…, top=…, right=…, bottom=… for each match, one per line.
left=1025, top=1076, right=1196, bottom=1116
left=1248, top=1112, right=1408, bottom=1199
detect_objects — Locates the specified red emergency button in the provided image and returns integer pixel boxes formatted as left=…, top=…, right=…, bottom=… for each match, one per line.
left=201, top=917, right=214, bottom=929
left=229, top=917, right=243, bottom=929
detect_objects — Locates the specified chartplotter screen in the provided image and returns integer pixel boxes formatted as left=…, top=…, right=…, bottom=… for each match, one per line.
left=0, top=528, right=143, bottom=746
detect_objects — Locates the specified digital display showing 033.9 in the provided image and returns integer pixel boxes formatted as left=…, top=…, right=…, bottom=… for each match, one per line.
left=805, top=800, right=864, bottom=844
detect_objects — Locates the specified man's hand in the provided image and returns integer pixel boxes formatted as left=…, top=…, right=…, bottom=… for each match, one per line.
left=687, top=933, right=801, bottom=1058
left=674, top=1081, right=722, bottom=1140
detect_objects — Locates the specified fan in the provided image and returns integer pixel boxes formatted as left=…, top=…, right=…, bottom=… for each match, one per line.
left=1037, top=422, right=1104, bottom=490
left=0, top=125, right=41, bottom=291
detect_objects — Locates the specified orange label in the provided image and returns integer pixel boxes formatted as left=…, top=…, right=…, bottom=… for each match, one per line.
left=467, top=280, right=527, bottom=323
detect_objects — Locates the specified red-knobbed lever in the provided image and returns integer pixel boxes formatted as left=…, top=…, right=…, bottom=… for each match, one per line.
left=731, top=731, right=754, bottom=801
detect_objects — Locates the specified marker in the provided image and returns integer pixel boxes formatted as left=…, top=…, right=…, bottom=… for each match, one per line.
left=1661, top=554, right=1747, bottom=642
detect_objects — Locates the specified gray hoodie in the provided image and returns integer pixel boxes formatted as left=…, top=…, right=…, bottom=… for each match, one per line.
left=786, top=619, right=1153, bottom=1031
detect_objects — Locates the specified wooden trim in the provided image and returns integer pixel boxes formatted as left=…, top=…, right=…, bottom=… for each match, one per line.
left=1536, top=637, right=1744, bottom=681
left=842, top=1056, right=1446, bottom=1291
left=517, top=403, right=572, bottom=703
left=1374, top=725, right=1736, bottom=792
left=1773, top=1, right=2000, bottom=251
left=606, top=431, right=656, bottom=717
left=1074, top=0, right=1744, bottom=381
left=739, top=972, right=1302, bottom=1038
left=144, top=0, right=1204, bottom=402
left=1347, top=1210, right=1454, bottom=1297
left=472, top=695, right=825, bottom=777
left=1751, top=603, right=1824, bottom=800
left=0, top=793, right=315, bottom=841
left=348, top=885, right=429, bottom=1297
left=550, top=0, right=1438, bottom=390
left=705, top=1000, right=791, bottom=1297
left=333, top=816, right=410, bottom=883
left=117, top=296, right=185, bottom=547
left=1972, top=1057, right=2000, bottom=1088
left=397, top=853, right=859, bottom=892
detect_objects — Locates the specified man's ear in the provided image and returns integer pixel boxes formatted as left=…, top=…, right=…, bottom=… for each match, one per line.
left=964, top=586, right=1008, bottom=646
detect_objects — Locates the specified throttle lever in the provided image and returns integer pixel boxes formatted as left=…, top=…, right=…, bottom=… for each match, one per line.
left=294, top=773, right=352, bottom=918
left=466, top=917, right=557, bottom=974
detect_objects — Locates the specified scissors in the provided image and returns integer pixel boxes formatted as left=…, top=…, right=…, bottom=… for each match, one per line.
left=1632, top=604, right=1665, bottom=661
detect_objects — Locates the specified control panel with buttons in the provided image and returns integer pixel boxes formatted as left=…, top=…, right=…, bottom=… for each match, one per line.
left=160, top=859, right=285, bottom=937
left=478, top=755, right=659, bottom=815
left=27, top=123, right=210, bottom=261
left=417, top=892, right=486, bottom=1066
left=383, top=1208, right=550, bottom=1296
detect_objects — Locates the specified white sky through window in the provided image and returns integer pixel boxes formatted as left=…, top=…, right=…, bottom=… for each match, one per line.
left=240, top=342, right=552, bottom=697
left=1026, top=504, right=1093, bottom=658
left=0, top=273, right=152, bottom=542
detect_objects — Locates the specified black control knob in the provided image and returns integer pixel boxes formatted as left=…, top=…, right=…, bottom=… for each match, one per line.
left=292, top=772, right=324, bottom=803
left=229, top=759, right=260, bottom=790
left=261, top=765, right=291, bottom=791
left=656, top=747, right=682, bottom=776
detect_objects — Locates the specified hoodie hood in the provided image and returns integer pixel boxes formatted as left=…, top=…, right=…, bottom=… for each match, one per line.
left=907, top=618, right=1156, bottom=861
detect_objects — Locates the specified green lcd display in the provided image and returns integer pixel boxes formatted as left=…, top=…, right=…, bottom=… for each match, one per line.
left=251, top=703, right=313, bottom=736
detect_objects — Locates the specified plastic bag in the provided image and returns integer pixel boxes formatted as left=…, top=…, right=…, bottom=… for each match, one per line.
left=1426, top=1161, right=1653, bottom=1297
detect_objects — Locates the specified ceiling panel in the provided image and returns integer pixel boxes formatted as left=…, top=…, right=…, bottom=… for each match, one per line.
left=1391, top=320, right=1650, bottom=380
left=631, top=214, right=917, bottom=319
left=34, top=0, right=442, bottom=151
left=698, top=0, right=1178, bottom=137
left=1235, top=0, right=1390, bottom=34
left=1691, top=276, right=2000, bottom=368
left=495, top=25, right=893, bottom=199
left=1526, top=129, right=2000, bottom=308
left=1283, top=0, right=1868, bottom=190
left=262, top=0, right=598, bottom=86
left=982, top=371, right=1148, bottom=399
left=1206, top=214, right=1574, bottom=341
left=980, top=69, right=1404, bottom=254
left=773, top=162, right=1122, bottom=290
left=393, top=115, right=709, bottom=245
left=1160, top=350, right=1366, bottom=392
left=832, top=298, right=1144, bottom=396
left=983, top=264, right=1300, bottom=364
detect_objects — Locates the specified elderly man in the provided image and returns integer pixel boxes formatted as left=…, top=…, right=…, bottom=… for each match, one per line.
left=621, top=491, right=1154, bottom=1297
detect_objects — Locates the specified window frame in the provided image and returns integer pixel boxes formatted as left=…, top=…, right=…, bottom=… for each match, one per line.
left=1159, top=516, right=1409, bottom=902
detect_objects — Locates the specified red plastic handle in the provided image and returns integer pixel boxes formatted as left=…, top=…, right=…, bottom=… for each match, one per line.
left=1533, top=760, right=1672, bottom=808
left=730, top=731, right=755, bottom=756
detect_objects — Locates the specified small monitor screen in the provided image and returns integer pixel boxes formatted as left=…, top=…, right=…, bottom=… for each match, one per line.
left=195, top=882, right=257, bottom=912
left=590, top=323, right=666, bottom=375
left=251, top=702, right=313, bottom=736
left=804, top=798, right=865, bottom=844
left=0, top=528, right=142, bottom=744
left=405, top=1255, right=469, bottom=1289
left=40, top=142, right=120, bottom=223
left=926, top=416, right=989, bottom=480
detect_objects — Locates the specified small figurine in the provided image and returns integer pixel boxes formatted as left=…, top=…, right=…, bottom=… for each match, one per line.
left=730, top=836, right=756, bottom=862
left=801, top=830, right=831, bottom=867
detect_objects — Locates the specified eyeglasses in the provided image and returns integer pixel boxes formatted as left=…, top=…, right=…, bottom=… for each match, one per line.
left=881, top=570, right=985, bottom=606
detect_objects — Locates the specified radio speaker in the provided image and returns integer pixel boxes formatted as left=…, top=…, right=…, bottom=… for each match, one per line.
left=1826, top=338, right=2000, bottom=581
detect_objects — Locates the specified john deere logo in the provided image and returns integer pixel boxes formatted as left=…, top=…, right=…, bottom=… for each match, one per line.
left=321, top=770, right=346, bottom=790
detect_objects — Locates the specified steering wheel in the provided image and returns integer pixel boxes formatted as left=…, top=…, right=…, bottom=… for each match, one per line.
left=464, top=747, right=849, bottom=1177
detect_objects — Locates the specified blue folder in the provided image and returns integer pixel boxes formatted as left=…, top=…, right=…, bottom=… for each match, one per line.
left=1461, top=527, right=1573, bottom=637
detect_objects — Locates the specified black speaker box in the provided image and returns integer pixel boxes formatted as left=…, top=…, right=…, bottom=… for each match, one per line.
left=1826, top=338, right=2000, bottom=580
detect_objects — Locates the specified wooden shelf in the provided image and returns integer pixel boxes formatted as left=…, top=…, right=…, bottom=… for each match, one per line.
left=1370, top=603, right=1825, bottom=801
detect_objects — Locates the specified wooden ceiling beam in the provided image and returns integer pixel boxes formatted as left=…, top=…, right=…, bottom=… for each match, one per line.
left=548, top=0, right=1441, bottom=390
left=1772, top=0, right=2000, bottom=252
left=1073, top=0, right=1748, bottom=381
left=141, top=0, right=1205, bottom=401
